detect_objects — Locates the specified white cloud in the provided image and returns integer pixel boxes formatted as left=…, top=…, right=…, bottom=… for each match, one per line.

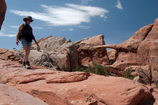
left=81, top=0, right=93, bottom=4
left=34, top=26, right=43, bottom=29
left=10, top=4, right=109, bottom=27
left=69, top=28, right=74, bottom=31
left=0, top=32, right=16, bottom=37
left=116, top=0, right=123, bottom=10
left=61, top=28, right=74, bottom=31
left=78, top=25, right=90, bottom=29
left=10, top=25, right=19, bottom=29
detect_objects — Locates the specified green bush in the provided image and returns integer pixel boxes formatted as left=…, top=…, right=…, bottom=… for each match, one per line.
left=61, top=65, right=69, bottom=71
left=61, top=63, right=138, bottom=80
left=124, top=67, right=138, bottom=80
left=109, top=60, right=115, bottom=65
left=72, top=62, right=109, bottom=76
left=51, top=61, right=56, bottom=65
left=72, top=65, right=85, bottom=72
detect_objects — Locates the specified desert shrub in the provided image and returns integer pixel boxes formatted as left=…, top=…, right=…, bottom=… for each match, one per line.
left=61, top=65, right=69, bottom=71
left=72, top=65, right=85, bottom=72
left=91, top=62, right=109, bottom=76
left=51, top=60, right=57, bottom=65
left=72, top=62, right=109, bottom=76
left=110, top=71, right=119, bottom=77
left=45, top=44, right=47, bottom=48
left=124, top=67, right=138, bottom=80
left=124, top=67, right=132, bottom=79
left=109, top=60, right=115, bottom=65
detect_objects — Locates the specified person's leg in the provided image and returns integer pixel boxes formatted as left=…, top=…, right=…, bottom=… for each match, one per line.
left=23, top=45, right=31, bottom=69
left=23, top=45, right=29, bottom=62
left=21, top=38, right=32, bottom=68
left=25, top=42, right=31, bottom=69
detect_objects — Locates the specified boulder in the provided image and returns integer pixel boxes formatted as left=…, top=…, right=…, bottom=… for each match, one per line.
left=32, top=36, right=67, bottom=51
left=0, top=59, right=155, bottom=105
left=29, top=50, right=57, bottom=70
left=11, top=49, right=58, bottom=70
left=107, top=49, right=117, bottom=61
left=32, top=36, right=78, bottom=71
left=0, top=84, right=48, bottom=105
left=75, top=34, right=109, bottom=66
left=125, top=65, right=152, bottom=85
left=0, top=48, right=21, bottom=62
left=0, top=0, right=6, bottom=30
left=49, top=51, right=70, bottom=70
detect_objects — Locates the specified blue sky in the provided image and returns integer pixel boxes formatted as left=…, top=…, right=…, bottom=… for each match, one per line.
left=1, top=0, right=158, bottom=50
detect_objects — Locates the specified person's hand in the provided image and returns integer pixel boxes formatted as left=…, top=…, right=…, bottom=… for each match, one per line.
left=37, top=46, right=40, bottom=51
left=16, top=41, right=19, bottom=45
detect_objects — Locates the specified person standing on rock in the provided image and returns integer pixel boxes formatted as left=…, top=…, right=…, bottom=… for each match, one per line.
left=16, top=16, right=40, bottom=69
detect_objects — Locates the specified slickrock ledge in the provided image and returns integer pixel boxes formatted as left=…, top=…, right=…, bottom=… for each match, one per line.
left=0, top=59, right=155, bottom=105
left=0, top=84, right=48, bottom=105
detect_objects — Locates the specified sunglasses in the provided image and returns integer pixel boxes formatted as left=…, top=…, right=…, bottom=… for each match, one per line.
left=27, top=20, right=32, bottom=22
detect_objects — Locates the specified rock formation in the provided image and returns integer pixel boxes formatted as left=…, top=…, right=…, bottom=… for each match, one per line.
left=11, top=18, right=158, bottom=88
left=90, top=18, right=158, bottom=87
left=75, top=34, right=109, bottom=66
left=0, top=48, right=21, bottom=62
left=1, top=1, right=158, bottom=103
left=0, top=0, right=6, bottom=30
left=0, top=59, right=155, bottom=105
left=14, top=35, right=109, bottom=71
left=0, top=84, right=48, bottom=105
left=12, top=18, right=158, bottom=88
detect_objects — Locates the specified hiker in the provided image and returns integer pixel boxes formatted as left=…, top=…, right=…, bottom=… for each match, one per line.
left=16, top=16, right=40, bottom=69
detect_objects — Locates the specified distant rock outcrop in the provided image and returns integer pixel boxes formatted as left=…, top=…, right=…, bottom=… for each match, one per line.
left=90, top=18, right=158, bottom=87
left=14, top=35, right=109, bottom=71
left=75, top=34, right=109, bottom=66
left=0, top=0, right=6, bottom=30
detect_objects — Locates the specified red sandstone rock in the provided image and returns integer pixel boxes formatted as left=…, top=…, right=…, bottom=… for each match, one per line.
left=0, top=48, right=21, bottom=62
left=0, top=0, right=6, bottom=30
left=107, top=49, right=117, bottom=61
left=0, top=59, right=155, bottom=105
left=75, top=35, right=109, bottom=66
left=28, top=36, right=78, bottom=71
left=89, top=19, right=158, bottom=87
left=152, top=89, right=158, bottom=105
left=0, top=84, right=48, bottom=105
left=0, top=48, right=8, bottom=54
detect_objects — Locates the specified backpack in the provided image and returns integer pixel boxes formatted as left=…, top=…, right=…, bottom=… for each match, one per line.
left=18, top=24, right=25, bottom=41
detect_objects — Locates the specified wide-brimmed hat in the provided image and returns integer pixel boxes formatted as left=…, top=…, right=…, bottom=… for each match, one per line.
left=23, top=16, right=34, bottom=22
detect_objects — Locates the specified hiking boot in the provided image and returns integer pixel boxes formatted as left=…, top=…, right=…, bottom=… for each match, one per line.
left=26, top=61, right=31, bottom=69
left=21, top=62, right=26, bottom=68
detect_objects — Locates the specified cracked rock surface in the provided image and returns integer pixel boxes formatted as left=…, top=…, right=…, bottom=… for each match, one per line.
left=0, top=59, right=156, bottom=105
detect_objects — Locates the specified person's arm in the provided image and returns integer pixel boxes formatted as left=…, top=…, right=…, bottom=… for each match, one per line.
left=16, top=24, right=23, bottom=45
left=32, top=28, right=40, bottom=49
left=33, top=37, right=40, bottom=51
left=33, top=37, right=39, bottom=47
